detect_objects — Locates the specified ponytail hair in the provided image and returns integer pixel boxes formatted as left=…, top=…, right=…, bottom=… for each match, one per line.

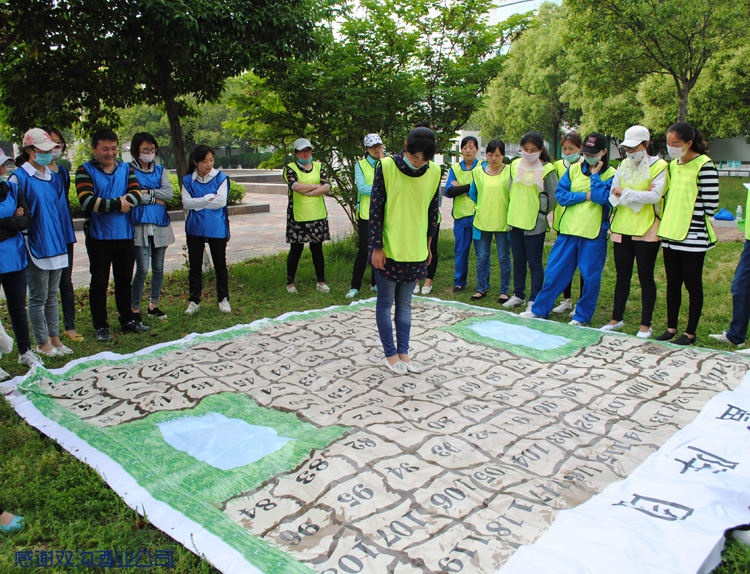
left=520, top=131, right=551, bottom=163
left=15, top=151, right=29, bottom=167
left=667, top=121, right=708, bottom=154
left=188, top=145, right=214, bottom=175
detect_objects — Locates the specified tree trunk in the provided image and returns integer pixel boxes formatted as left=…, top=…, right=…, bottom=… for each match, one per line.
left=677, top=82, right=690, bottom=122
left=156, top=57, right=188, bottom=182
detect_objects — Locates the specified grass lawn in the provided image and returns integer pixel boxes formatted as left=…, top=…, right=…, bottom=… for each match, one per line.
left=2, top=221, right=750, bottom=571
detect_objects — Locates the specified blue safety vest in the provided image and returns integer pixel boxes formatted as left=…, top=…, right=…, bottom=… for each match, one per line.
left=82, top=161, right=134, bottom=240
left=130, top=164, right=171, bottom=227
left=183, top=171, right=230, bottom=239
left=14, top=168, right=76, bottom=258
left=0, top=182, right=27, bottom=274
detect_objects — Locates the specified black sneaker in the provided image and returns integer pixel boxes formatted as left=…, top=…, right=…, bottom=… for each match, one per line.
left=96, top=327, right=113, bottom=342
left=132, top=312, right=142, bottom=324
left=655, top=330, right=676, bottom=342
left=672, top=333, right=696, bottom=346
left=121, top=321, right=151, bottom=334
left=147, top=307, right=167, bottom=320
left=453, top=286, right=464, bottom=293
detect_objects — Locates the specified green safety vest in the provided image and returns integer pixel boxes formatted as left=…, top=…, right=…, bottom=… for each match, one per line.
left=658, top=155, right=717, bottom=243
left=507, top=159, right=556, bottom=230
left=356, top=158, right=376, bottom=221
left=473, top=164, right=512, bottom=232
left=610, top=158, right=669, bottom=237
left=552, top=159, right=575, bottom=230
left=449, top=161, right=478, bottom=219
left=555, top=163, right=616, bottom=239
left=284, top=162, right=328, bottom=222
left=381, top=157, right=441, bottom=262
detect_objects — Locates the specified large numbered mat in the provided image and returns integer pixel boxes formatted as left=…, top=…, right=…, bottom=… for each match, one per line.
left=5, top=299, right=750, bottom=574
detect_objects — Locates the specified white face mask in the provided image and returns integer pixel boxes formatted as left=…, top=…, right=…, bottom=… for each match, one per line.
left=140, top=152, right=156, bottom=164
left=521, top=150, right=541, bottom=163
left=626, top=150, right=647, bottom=164
left=667, top=145, right=686, bottom=159
left=51, top=148, right=63, bottom=161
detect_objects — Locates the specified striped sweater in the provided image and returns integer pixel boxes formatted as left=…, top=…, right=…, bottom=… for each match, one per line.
left=661, top=162, right=719, bottom=252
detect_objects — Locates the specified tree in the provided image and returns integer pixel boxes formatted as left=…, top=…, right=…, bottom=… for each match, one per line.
left=481, top=2, right=578, bottom=157
left=228, top=0, right=528, bottom=228
left=565, top=0, right=750, bottom=122
left=0, top=0, right=319, bottom=180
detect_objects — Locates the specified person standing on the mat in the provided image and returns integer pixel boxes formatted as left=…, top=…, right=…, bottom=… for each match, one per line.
left=284, top=138, right=331, bottom=294
left=370, top=127, right=440, bottom=375
left=347, top=134, right=383, bottom=299
left=445, top=136, right=479, bottom=293
left=75, top=128, right=150, bottom=342
left=520, top=132, right=615, bottom=326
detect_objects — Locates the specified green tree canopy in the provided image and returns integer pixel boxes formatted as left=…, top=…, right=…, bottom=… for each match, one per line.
left=228, top=0, right=528, bottom=228
left=0, top=0, right=319, bottom=180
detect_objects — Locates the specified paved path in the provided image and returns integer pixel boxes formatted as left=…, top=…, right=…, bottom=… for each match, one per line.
left=69, top=195, right=457, bottom=289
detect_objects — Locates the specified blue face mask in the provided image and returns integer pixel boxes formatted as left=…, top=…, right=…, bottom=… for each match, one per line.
left=34, top=153, right=53, bottom=166
left=583, top=154, right=601, bottom=166
left=403, top=155, right=421, bottom=171
left=562, top=152, right=580, bottom=163
left=298, top=157, right=313, bottom=165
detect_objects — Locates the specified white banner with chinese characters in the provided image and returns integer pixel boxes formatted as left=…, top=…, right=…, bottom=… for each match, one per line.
left=499, top=377, right=750, bottom=574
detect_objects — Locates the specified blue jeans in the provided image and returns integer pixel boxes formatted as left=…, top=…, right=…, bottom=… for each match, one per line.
left=531, top=230, right=608, bottom=324
left=132, top=239, right=167, bottom=308
left=727, top=240, right=750, bottom=344
left=453, top=217, right=474, bottom=288
left=374, top=272, right=416, bottom=357
left=474, top=230, right=511, bottom=295
left=509, top=228, right=545, bottom=301
left=27, top=262, right=62, bottom=345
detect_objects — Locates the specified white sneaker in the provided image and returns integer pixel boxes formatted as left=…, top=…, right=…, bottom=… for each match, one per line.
left=525, top=300, right=534, bottom=312
left=218, top=298, right=231, bottom=313
left=502, top=295, right=525, bottom=308
left=600, top=321, right=624, bottom=332
left=185, top=301, right=200, bottom=314
left=569, top=305, right=577, bottom=317
left=519, top=310, right=540, bottom=318
left=551, top=299, right=572, bottom=314
left=346, top=288, right=358, bottom=299
left=36, top=345, right=64, bottom=357
left=18, top=350, right=44, bottom=368
left=316, top=283, right=330, bottom=293
left=53, top=344, right=74, bottom=355
left=0, top=323, right=13, bottom=354
left=421, top=284, right=433, bottom=295
left=413, top=283, right=421, bottom=294
left=287, top=285, right=298, bottom=294
left=709, top=332, right=733, bottom=344
left=569, top=319, right=583, bottom=326
left=384, top=358, right=408, bottom=375
left=402, top=360, right=424, bottom=374
left=0, top=367, right=9, bottom=381
left=636, top=328, right=652, bottom=339
left=369, top=285, right=378, bottom=293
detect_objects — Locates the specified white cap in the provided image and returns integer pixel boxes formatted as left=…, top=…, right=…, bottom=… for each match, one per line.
left=22, top=128, right=57, bottom=151
left=293, top=138, right=313, bottom=151
left=0, top=149, right=12, bottom=164
left=620, top=125, right=651, bottom=148
left=363, top=133, right=383, bottom=148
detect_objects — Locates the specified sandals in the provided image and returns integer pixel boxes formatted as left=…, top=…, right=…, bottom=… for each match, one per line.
left=498, top=294, right=510, bottom=304
left=470, top=292, right=486, bottom=301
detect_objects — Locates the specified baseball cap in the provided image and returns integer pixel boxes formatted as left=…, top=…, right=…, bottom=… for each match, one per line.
left=363, top=134, right=383, bottom=148
left=293, top=138, right=313, bottom=151
left=22, top=128, right=57, bottom=152
left=0, top=149, right=12, bottom=164
left=582, top=133, right=607, bottom=154
left=620, top=125, right=651, bottom=148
